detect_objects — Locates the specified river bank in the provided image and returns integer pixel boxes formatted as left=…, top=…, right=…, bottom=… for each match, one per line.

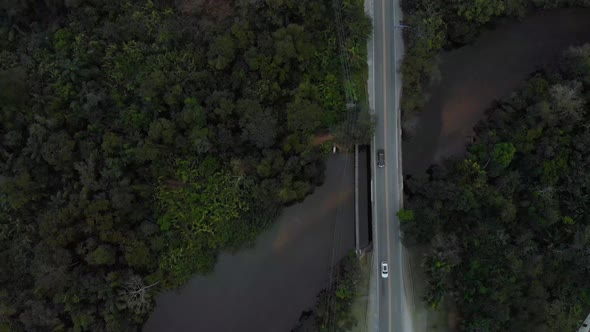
left=144, top=154, right=355, bottom=332
left=402, top=7, right=590, bottom=332
left=403, top=8, right=590, bottom=175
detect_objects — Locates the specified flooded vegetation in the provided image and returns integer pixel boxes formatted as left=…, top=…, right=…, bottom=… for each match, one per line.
left=145, top=155, right=355, bottom=332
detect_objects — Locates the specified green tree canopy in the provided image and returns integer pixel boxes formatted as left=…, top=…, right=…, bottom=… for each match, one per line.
left=0, top=0, right=371, bottom=330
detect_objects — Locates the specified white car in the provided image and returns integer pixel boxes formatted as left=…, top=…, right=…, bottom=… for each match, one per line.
left=381, top=261, right=389, bottom=278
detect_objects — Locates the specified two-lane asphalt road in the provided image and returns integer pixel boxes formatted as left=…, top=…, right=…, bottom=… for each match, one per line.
left=368, top=0, right=411, bottom=330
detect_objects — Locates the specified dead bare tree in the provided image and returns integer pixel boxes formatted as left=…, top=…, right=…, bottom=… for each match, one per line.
left=119, top=276, right=160, bottom=314
left=549, top=81, right=584, bottom=120
left=534, top=186, right=554, bottom=201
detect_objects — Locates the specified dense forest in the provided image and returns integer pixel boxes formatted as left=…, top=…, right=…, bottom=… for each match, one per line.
left=401, top=45, right=590, bottom=331
left=0, top=0, right=371, bottom=330
left=400, top=0, right=590, bottom=134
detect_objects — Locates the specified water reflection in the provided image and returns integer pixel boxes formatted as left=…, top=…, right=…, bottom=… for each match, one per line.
left=272, top=188, right=353, bottom=253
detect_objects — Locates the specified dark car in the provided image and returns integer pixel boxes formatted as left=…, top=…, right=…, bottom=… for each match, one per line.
left=377, top=149, right=385, bottom=168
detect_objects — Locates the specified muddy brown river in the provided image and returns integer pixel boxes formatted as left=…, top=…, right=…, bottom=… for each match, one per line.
left=403, top=8, right=590, bottom=174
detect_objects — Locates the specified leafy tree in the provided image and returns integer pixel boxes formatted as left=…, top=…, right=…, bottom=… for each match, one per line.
left=456, top=0, right=505, bottom=24
left=238, top=99, right=278, bottom=148
left=208, top=33, right=236, bottom=70
left=86, top=245, right=117, bottom=266
left=490, top=142, right=516, bottom=174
